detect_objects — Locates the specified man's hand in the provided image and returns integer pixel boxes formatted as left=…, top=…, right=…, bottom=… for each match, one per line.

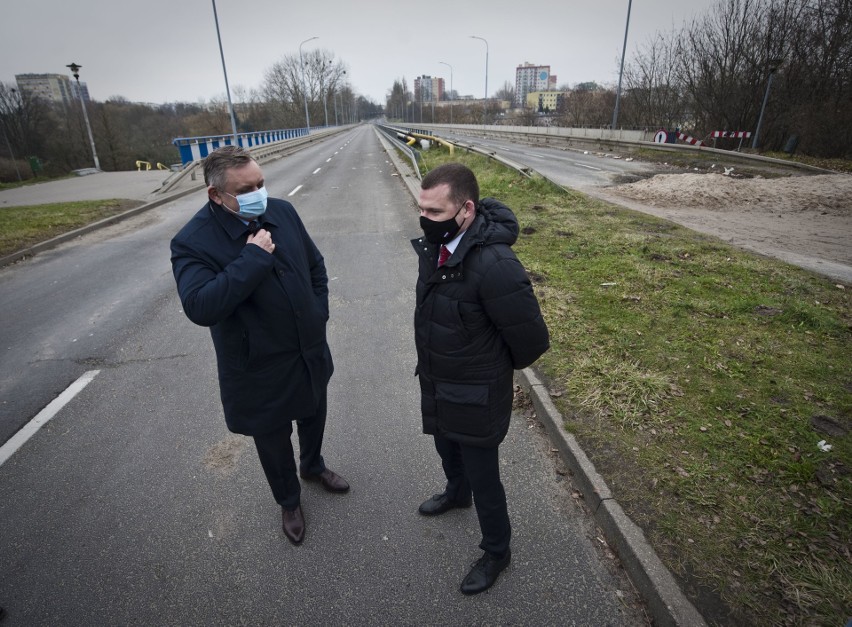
left=247, top=228, right=275, bottom=254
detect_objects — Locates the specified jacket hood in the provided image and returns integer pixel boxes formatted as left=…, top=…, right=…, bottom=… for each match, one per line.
left=468, top=197, right=519, bottom=247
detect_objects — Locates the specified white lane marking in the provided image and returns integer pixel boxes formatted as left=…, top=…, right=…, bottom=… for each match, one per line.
left=573, top=162, right=603, bottom=171
left=288, top=185, right=303, bottom=196
left=0, top=370, right=101, bottom=466
left=313, top=168, right=322, bottom=174
left=326, top=158, right=332, bottom=162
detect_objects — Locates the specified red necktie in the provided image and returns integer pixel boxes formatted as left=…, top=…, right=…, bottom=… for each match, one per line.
left=438, top=245, right=451, bottom=267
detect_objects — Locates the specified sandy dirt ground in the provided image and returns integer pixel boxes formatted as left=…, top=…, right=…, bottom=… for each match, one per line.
left=589, top=172, right=852, bottom=284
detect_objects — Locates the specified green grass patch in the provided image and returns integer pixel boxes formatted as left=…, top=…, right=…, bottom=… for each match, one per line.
left=419, top=147, right=851, bottom=625
left=763, top=152, right=852, bottom=174
left=0, top=199, right=141, bottom=258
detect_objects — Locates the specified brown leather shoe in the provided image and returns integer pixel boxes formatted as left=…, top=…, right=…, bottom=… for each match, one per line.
left=281, top=505, right=305, bottom=545
left=300, top=468, right=350, bottom=493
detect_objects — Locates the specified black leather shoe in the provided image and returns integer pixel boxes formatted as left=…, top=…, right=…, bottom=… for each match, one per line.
left=460, top=549, right=511, bottom=595
left=418, top=492, right=473, bottom=516
left=282, top=505, right=305, bottom=545
left=300, top=468, right=350, bottom=493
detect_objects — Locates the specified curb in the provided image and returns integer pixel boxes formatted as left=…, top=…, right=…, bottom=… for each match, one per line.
left=373, top=127, right=422, bottom=200
left=516, top=368, right=707, bottom=627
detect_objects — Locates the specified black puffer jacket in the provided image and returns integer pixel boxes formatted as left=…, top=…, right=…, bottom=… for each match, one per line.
left=411, top=197, right=550, bottom=447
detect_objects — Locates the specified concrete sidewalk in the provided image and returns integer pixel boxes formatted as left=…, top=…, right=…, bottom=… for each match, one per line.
left=0, top=170, right=198, bottom=207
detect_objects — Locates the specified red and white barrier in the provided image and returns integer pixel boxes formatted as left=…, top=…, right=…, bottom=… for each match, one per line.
left=677, top=132, right=703, bottom=146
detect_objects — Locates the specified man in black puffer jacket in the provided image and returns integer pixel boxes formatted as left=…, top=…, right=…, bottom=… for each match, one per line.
left=412, top=163, right=550, bottom=595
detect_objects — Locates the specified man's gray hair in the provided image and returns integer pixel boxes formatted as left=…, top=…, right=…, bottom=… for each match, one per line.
left=203, top=146, right=255, bottom=188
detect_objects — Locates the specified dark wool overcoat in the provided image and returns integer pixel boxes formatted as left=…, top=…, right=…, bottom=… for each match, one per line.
left=412, top=197, right=550, bottom=448
left=170, top=198, right=332, bottom=436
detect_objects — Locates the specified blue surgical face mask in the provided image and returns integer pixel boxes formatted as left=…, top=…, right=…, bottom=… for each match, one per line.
left=224, top=186, right=268, bottom=219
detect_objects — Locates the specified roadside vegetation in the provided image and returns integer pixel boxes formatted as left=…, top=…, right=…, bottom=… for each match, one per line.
left=417, top=148, right=850, bottom=625
left=0, top=199, right=139, bottom=258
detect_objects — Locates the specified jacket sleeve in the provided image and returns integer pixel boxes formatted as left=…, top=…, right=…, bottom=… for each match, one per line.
left=479, top=253, right=550, bottom=370
left=170, top=234, right=273, bottom=327
left=294, top=213, right=329, bottom=320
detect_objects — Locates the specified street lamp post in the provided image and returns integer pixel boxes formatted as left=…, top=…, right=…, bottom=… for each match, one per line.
left=611, top=0, right=632, bottom=130
left=210, top=0, right=239, bottom=144
left=65, top=63, right=100, bottom=170
left=321, top=62, right=330, bottom=128
left=300, top=37, right=318, bottom=132
left=752, top=59, right=783, bottom=150
left=470, top=36, right=488, bottom=125
left=439, top=61, right=453, bottom=124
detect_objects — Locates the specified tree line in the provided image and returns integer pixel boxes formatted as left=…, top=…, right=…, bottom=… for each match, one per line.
left=0, top=48, right=381, bottom=182
left=385, top=0, right=850, bottom=158
left=3, top=0, right=848, bottom=182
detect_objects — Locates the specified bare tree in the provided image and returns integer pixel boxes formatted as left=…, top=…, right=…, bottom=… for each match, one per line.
left=493, top=81, right=515, bottom=104
left=621, top=32, right=689, bottom=129
left=262, top=49, right=347, bottom=128
left=557, top=83, right=614, bottom=127
left=386, top=78, right=411, bottom=122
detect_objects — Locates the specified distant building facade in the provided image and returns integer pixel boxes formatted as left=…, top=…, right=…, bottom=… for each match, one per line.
left=414, top=75, right=444, bottom=103
left=515, top=63, right=556, bottom=108
left=15, top=73, right=89, bottom=105
left=526, top=90, right=568, bottom=112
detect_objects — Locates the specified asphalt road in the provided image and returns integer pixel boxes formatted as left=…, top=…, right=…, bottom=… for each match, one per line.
left=0, top=126, right=646, bottom=624
left=434, top=130, right=661, bottom=189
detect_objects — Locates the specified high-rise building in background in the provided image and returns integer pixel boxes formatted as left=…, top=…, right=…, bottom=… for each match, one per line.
left=14, top=73, right=89, bottom=105
left=414, top=75, right=445, bottom=103
left=515, top=63, right=556, bottom=108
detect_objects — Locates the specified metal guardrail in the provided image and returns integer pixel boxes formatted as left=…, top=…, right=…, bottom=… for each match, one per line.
left=374, top=124, right=422, bottom=181
left=158, top=126, right=353, bottom=195
left=383, top=123, right=537, bottom=179
left=402, top=123, right=830, bottom=174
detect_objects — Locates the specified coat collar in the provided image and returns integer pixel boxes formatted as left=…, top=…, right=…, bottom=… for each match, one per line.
left=208, top=201, right=278, bottom=240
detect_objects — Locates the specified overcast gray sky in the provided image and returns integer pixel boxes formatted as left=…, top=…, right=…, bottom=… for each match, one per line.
left=2, top=0, right=709, bottom=105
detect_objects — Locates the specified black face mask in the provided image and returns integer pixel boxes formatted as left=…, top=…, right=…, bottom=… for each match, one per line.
left=419, top=203, right=465, bottom=245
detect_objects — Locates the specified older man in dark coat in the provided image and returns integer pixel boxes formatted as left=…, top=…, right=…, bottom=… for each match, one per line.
left=170, top=146, right=348, bottom=545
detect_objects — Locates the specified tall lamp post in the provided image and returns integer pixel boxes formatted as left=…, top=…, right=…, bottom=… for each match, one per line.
left=65, top=63, right=100, bottom=170
left=210, top=0, right=239, bottom=144
left=752, top=59, right=783, bottom=150
left=611, top=0, right=632, bottom=130
left=300, top=36, right=318, bottom=131
left=333, top=70, right=347, bottom=126
left=321, top=61, right=330, bottom=128
left=470, top=36, right=488, bottom=125
left=439, top=61, right=453, bottom=124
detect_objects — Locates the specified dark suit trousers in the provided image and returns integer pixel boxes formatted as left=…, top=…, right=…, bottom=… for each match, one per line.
left=434, top=434, right=511, bottom=558
left=252, top=391, right=327, bottom=510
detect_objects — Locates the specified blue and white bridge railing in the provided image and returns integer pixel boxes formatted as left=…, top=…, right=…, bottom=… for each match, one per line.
left=172, top=127, right=309, bottom=165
